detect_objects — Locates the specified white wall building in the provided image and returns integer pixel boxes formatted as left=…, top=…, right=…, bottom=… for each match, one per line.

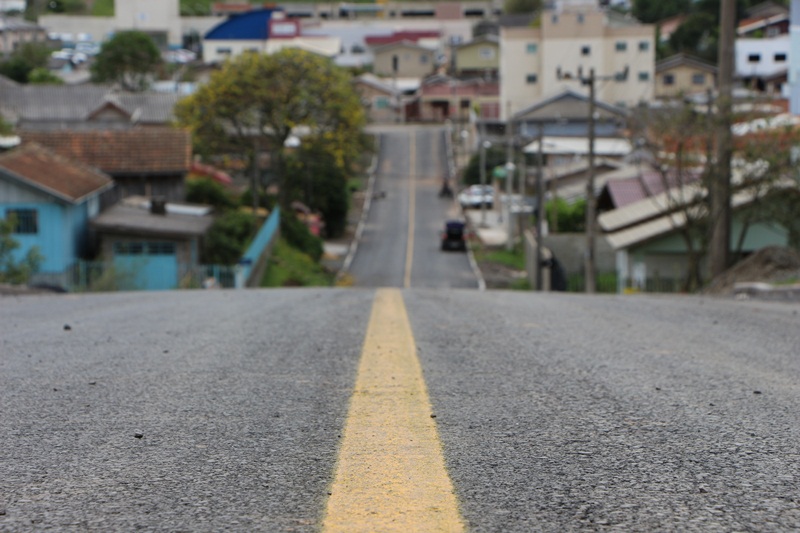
left=40, top=0, right=183, bottom=47
left=736, top=35, right=789, bottom=77
left=500, top=6, right=655, bottom=120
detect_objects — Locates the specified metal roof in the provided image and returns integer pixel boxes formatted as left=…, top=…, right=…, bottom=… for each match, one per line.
left=91, top=200, right=214, bottom=238
left=0, top=84, right=182, bottom=128
left=604, top=189, right=767, bottom=250
left=524, top=136, right=632, bottom=156
left=204, top=8, right=280, bottom=40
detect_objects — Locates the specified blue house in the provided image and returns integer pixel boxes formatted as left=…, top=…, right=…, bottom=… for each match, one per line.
left=0, top=142, right=114, bottom=287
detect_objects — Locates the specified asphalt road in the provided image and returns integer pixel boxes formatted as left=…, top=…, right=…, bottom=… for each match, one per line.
left=348, top=126, right=478, bottom=289
left=2, top=289, right=800, bottom=531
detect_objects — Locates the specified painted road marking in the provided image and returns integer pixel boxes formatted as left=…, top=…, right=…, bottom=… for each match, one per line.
left=322, top=289, right=464, bottom=533
left=404, top=131, right=416, bottom=289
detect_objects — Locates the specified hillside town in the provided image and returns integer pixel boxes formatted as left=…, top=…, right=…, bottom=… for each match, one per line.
left=1, top=0, right=799, bottom=294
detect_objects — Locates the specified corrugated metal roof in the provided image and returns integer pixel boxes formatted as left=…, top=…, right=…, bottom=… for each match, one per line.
left=204, top=9, right=280, bottom=40
left=605, top=189, right=767, bottom=250
left=524, top=136, right=632, bottom=156
left=0, top=84, right=182, bottom=127
left=91, top=203, right=213, bottom=238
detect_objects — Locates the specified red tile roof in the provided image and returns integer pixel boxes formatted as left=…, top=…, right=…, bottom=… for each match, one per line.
left=0, top=143, right=113, bottom=203
left=365, top=31, right=440, bottom=46
left=19, top=128, right=192, bottom=176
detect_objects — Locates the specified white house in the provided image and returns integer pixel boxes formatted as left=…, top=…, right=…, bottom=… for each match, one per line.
left=736, top=34, right=790, bottom=94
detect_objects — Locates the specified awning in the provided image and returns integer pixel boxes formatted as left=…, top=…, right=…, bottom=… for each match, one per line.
left=523, top=136, right=632, bottom=157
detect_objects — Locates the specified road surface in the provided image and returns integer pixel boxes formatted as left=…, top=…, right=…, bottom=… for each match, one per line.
left=348, top=126, right=478, bottom=289
left=2, top=289, right=800, bottom=531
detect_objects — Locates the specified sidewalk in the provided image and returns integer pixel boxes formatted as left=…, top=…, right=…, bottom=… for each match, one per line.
left=463, top=207, right=509, bottom=247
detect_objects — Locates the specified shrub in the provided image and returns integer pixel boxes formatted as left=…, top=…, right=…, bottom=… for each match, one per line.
left=203, top=211, right=256, bottom=265
left=281, top=213, right=323, bottom=262
left=186, top=178, right=237, bottom=211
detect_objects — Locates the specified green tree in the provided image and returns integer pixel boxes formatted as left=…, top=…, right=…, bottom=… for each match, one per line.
left=284, top=141, right=350, bottom=238
left=90, top=31, right=162, bottom=91
left=185, top=178, right=237, bottom=211
left=0, top=117, right=13, bottom=136
left=503, top=0, right=541, bottom=15
left=202, top=211, right=256, bottom=265
left=175, top=49, right=366, bottom=211
left=462, top=145, right=506, bottom=186
left=28, top=68, right=64, bottom=85
left=632, top=0, right=691, bottom=23
left=0, top=42, right=51, bottom=83
left=0, top=216, right=43, bottom=284
left=45, top=0, right=87, bottom=13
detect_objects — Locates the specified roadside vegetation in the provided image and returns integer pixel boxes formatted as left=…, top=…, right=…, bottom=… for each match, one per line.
left=0, top=217, right=42, bottom=285
left=261, top=238, right=334, bottom=287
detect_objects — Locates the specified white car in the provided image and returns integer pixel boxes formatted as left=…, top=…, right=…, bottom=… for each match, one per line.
left=458, top=185, right=494, bottom=209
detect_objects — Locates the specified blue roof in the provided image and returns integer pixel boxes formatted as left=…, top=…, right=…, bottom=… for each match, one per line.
left=204, top=9, right=281, bottom=40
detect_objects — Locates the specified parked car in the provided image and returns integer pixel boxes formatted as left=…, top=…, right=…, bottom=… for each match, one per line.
left=458, top=184, right=494, bottom=209
left=441, top=220, right=467, bottom=251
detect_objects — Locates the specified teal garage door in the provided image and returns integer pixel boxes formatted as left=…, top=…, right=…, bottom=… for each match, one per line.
left=113, top=242, right=178, bottom=290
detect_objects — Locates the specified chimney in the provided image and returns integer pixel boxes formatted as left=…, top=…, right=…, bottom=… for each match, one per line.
left=150, top=197, right=167, bottom=215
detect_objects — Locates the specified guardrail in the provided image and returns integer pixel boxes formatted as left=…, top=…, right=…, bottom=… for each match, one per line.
left=236, top=207, right=281, bottom=288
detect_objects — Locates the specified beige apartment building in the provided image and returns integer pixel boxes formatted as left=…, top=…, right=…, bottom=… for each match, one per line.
left=499, top=7, right=655, bottom=120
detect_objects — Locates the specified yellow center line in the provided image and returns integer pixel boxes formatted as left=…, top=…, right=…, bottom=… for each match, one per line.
left=322, top=289, right=464, bottom=533
left=404, top=131, right=416, bottom=289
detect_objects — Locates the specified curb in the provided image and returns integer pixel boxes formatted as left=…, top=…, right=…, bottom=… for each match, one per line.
left=337, top=136, right=381, bottom=281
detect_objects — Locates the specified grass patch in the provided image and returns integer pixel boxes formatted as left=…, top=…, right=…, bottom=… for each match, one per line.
left=91, top=0, right=114, bottom=16
left=474, top=246, right=525, bottom=270
left=261, top=238, right=334, bottom=287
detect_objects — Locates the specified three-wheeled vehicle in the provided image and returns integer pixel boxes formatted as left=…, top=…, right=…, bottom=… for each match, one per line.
left=441, top=220, right=467, bottom=251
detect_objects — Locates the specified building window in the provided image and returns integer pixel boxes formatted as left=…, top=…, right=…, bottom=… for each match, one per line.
left=420, top=54, right=429, bottom=64
left=479, top=47, right=495, bottom=60
left=748, top=53, right=761, bottom=63
left=526, top=73, right=538, bottom=84
left=526, top=43, right=537, bottom=54
left=775, top=52, right=787, bottom=62
left=375, top=96, right=390, bottom=109
left=581, top=45, right=591, bottom=56
left=692, top=73, right=706, bottom=85
left=216, top=47, right=232, bottom=55
left=147, top=242, right=176, bottom=255
left=615, top=41, right=627, bottom=52
left=7, top=209, right=38, bottom=234
left=638, top=71, right=650, bottom=81
left=552, top=14, right=558, bottom=24
left=639, top=41, right=650, bottom=52
left=663, top=73, right=675, bottom=86
left=114, top=242, right=175, bottom=255
left=577, top=13, right=584, bottom=24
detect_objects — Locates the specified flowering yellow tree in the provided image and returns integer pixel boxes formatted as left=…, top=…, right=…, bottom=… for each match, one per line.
left=175, top=49, right=366, bottom=212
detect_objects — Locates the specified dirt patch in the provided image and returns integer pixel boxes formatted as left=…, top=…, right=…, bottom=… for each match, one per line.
left=705, top=246, right=800, bottom=295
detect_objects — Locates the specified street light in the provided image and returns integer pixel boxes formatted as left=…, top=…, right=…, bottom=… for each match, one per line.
left=479, top=139, right=491, bottom=227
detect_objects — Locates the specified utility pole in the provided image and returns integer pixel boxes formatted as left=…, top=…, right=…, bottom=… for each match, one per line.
left=536, top=124, right=544, bottom=291
left=584, top=68, right=597, bottom=294
left=479, top=120, right=489, bottom=228
left=505, top=102, right=514, bottom=251
left=710, top=0, right=735, bottom=277
left=559, top=65, right=627, bottom=293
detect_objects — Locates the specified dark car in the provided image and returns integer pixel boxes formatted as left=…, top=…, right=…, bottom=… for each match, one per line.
left=441, top=220, right=467, bottom=251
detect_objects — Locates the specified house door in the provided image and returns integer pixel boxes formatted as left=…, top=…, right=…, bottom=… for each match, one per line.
left=113, top=241, right=179, bottom=290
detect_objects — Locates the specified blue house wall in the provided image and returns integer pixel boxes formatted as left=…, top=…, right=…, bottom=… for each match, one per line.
left=1, top=201, right=79, bottom=274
